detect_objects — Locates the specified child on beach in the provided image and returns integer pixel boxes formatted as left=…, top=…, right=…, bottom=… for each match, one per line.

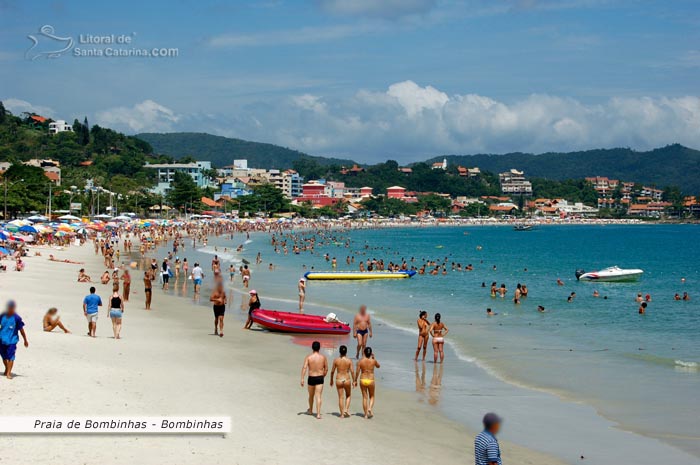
left=0, top=300, right=29, bottom=379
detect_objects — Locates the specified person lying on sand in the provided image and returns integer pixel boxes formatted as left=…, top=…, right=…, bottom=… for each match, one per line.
left=43, top=308, right=70, bottom=333
left=49, top=254, right=84, bottom=264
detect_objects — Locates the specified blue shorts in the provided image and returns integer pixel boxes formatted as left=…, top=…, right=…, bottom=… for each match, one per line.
left=194, top=278, right=202, bottom=286
left=0, top=343, right=17, bottom=361
left=110, top=310, right=123, bottom=319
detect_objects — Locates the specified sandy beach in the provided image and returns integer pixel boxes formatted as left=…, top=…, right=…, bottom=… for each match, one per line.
left=0, top=240, right=566, bottom=465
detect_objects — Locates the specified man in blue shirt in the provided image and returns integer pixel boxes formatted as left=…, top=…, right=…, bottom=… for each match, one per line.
left=83, top=286, right=102, bottom=338
left=0, top=300, right=29, bottom=379
left=475, top=412, right=503, bottom=465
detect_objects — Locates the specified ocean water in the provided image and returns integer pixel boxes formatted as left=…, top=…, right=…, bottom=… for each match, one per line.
left=158, top=224, right=700, bottom=463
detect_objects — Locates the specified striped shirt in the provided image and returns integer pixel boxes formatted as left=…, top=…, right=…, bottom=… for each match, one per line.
left=475, top=431, right=502, bottom=465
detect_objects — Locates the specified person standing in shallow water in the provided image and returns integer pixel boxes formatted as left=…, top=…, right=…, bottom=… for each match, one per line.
left=353, top=305, right=372, bottom=359
left=429, top=313, right=448, bottom=363
left=330, top=345, right=354, bottom=418
left=415, top=310, right=430, bottom=361
left=300, top=341, right=328, bottom=420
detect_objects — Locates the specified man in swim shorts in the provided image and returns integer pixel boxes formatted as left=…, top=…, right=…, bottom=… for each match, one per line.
left=209, top=281, right=227, bottom=337
left=300, top=341, right=328, bottom=419
left=353, top=305, right=372, bottom=359
left=82, top=286, right=102, bottom=338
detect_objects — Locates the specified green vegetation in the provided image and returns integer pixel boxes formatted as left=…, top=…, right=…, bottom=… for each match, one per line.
left=0, top=105, right=173, bottom=217
left=428, top=144, right=700, bottom=194
left=136, top=132, right=356, bottom=170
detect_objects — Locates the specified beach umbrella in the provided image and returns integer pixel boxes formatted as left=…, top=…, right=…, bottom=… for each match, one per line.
left=27, top=214, right=48, bottom=223
left=8, top=219, right=27, bottom=227
left=0, top=231, right=7, bottom=240
left=58, top=214, right=81, bottom=222
left=4, top=224, right=18, bottom=232
left=0, top=247, right=9, bottom=255
left=75, top=227, right=87, bottom=235
left=19, top=225, right=38, bottom=234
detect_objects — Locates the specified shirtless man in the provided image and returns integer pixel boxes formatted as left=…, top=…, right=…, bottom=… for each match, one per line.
left=355, top=346, right=381, bottom=419
left=353, top=305, right=372, bottom=359
left=300, top=341, right=328, bottom=419
left=209, top=281, right=227, bottom=337
left=330, top=345, right=354, bottom=418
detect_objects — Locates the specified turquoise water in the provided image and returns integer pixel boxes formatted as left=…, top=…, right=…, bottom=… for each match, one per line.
left=163, top=224, right=700, bottom=462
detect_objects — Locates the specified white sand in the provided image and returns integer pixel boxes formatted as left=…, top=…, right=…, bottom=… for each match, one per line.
left=0, top=243, right=564, bottom=465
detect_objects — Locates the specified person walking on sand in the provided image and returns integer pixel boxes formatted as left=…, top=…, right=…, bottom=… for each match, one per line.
left=143, top=271, right=153, bottom=310
left=109, top=284, right=125, bottom=339
left=43, top=308, right=70, bottom=333
left=429, top=313, right=449, bottom=363
left=475, top=413, right=503, bottom=465
left=300, top=341, right=328, bottom=420
left=209, top=281, right=227, bottom=337
left=121, top=269, right=131, bottom=302
left=0, top=300, right=28, bottom=380
left=353, top=305, right=372, bottom=359
left=415, top=310, right=430, bottom=361
left=298, top=278, right=306, bottom=312
left=354, top=346, right=380, bottom=419
left=243, top=290, right=261, bottom=330
left=330, top=345, right=355, bottom=418
left=83, top=286, right=102, bottom=338
left=191, top=262, right=204, bottom=294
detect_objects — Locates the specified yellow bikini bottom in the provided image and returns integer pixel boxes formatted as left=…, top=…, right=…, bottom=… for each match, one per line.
left=360, top=378, right=374, bottom=387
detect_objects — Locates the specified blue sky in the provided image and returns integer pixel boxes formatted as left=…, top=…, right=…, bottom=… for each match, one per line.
left=1, top=0, right=699, bottom=162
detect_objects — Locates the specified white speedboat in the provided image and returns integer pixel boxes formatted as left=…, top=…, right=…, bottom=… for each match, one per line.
left=575, top=266, right=643, bottom=282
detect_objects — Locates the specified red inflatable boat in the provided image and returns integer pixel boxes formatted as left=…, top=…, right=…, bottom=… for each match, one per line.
left=251, top=309, right=351, bottom=335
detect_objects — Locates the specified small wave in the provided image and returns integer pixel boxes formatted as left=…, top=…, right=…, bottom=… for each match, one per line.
left=195, top=247, right=242, bottom=264
left=675, top=360, right=698, bottom=371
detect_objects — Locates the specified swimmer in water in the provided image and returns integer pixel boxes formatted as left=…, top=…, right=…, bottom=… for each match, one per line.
left=593, top=290, right=600, bottom=297
left=557, top=278, right=564, bottom=286
left=330, top=345, right=355, bottom=418
left=354, top=346, right=380, bottom=419
left=415, top=311, right=430, bottom=361
left=639, top=302, right=647, bottom=314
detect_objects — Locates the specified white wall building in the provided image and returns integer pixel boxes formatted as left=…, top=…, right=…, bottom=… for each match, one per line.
left=145, top=161, right=214, bottom=195
left=48, top=120, right=74, bottom=134
left=499, top=169, right=533, bottom=196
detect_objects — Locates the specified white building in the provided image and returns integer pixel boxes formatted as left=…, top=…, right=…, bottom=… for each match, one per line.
left=48, top=120, right=74, bottom=134
left=431, top=158, right=447, bottom=170
left=499, top=169, right=533, bottom=196
left=145, top=161, right=214, bottom=195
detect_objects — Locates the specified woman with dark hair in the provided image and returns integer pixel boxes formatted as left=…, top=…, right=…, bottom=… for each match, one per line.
left=243, top=290, right=261, bottom=330
left=330, top=345, right=355, bottom=418
left=355, top=346, right=380, bottom=419
left=429, top=313, right=449, bottom=363
left=415, top=310, right=430, bottom=361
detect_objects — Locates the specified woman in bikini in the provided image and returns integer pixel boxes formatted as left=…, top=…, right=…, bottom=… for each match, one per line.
left=354, top=346, right=380, bottom=419
left=330, top=345, right=355, bottom=418
left=429, top=313, right=449, bottom=363
left=415, top=310, right=430, bottom=361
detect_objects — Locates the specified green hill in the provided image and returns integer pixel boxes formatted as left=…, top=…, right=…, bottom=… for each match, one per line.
left=426, top=144, right=700, bottom=193
left=136, top=132, right=356, bottom=169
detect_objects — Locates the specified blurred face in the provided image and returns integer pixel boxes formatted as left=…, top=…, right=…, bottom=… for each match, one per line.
left=490, top=421, right=501, bottom=435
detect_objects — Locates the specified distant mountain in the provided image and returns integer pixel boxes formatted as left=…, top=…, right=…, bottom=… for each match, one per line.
left=426, top=144, right=700, bottom=193
left=136, top=132, right=356, bottom=169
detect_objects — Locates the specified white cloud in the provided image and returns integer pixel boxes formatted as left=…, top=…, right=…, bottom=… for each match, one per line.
left=316, top=0, right=437, bottom=18
left=95, top=100, right=181, bottom=133
left=90, top=82, right=700, bottom=163
left=2, top=98, right=55, bottom=117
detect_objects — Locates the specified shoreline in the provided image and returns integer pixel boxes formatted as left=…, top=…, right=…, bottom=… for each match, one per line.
left=199, top=226, right=699, bottom=464
left=1, top=237, right=566, bottom=465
